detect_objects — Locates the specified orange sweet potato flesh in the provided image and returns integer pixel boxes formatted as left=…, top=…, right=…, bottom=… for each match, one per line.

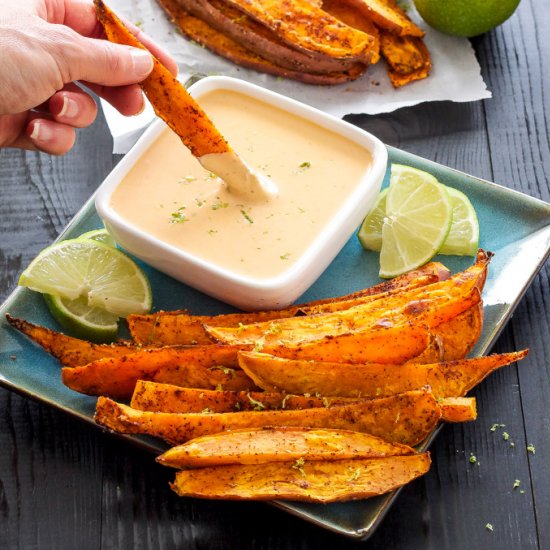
left=157, top=427, right=415, bottom=468
left=344, top=0, right=424, bottom=37
left=238, top=350, right=528, bottom=398
left=131, top=380, right=349, bottom=413
left=5, top=315, right=141, bottom=367
left=127, top=262, right=449, bottom=345
left=204, top=253, right=489, bottom=348
left=158, top=0, right=368, bottom=85
left=439, top=397, right=477, bottom=423
left=223, top=0, right=376, bottom=62
left=170, top=453, right=432, bottom=502
left=95, top=389, right=441, bottom=445
left=62, top=345, right=254, bottom=399
left=94, top=0, right=229, bottom=158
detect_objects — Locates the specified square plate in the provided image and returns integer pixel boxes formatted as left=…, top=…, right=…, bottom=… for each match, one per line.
left=1, top=146, right=549, bottom=540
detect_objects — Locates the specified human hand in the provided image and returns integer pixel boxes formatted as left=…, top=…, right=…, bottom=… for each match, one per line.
left=0, top=0, right=178, bottom=154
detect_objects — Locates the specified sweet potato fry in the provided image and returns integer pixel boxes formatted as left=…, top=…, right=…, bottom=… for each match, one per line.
left=223, top=0, right=377, bottom=62
left=5, top=314, right=141, bottom=367
left=237, top=349, right=528, bottom=398
left=127, top=262, right=449, bottom=345
left=62, top=345, right=254, bottom=399
left=94, top=0, right=229, bottom=158
left=439, top=397, right=477, bottom=423
left=157, top=0, right=368, bottom=85
left=157, top=427, right=415, bottom=468
left=344, top=0, right=425, bottom=37
left=95, top=389, right=441, bottom=446
left=131, top=380, right=346, bottom=413
left=170, top=453, right=431, bottom=502
left=379, top=31, right=429, bottom=74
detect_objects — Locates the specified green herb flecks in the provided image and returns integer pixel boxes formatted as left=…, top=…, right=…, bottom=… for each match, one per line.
left=211, top=199, right=229, bottom=210
left=485, top=523, right=494, bottom=532
left=513, top=479, right=521, bottom=489
left=280, top=253, right=291, bottom=260
left=527, top=444, right=536, bottom=454
left=209, top=365, right=236, bottom=378
left=240, top=209, right=254, bottom=224
left=292, top=457, right=306, bottom=477
left=246, top=393, right=265, bottom=411
left=347, top=467, right=362, bottom=482
left=170, top=207, right=188, bottom=224
left=299, top=161, right=311, bottom=170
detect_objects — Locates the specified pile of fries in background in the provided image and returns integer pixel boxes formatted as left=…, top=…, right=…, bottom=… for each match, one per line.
left=8, top=251, right=529, bottom=502
left=156, top=0, right=432, bottom=87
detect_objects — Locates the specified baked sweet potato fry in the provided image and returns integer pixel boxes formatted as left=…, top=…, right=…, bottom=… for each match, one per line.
left=344, top=0, right=425, bottom=37
left=127, top=261, right=449, bottom=345
left=95, top=389, right=442, bottom=445
left=157, top=0, right=368, bottom=85
left=94, top=0, right=229, bottom=158
left=62, top=345, right=254, bottom=399
left=238, top=350, right=528, bottom=398
left=223, top=0, right=377, bottom=62
left=157, top=427, right=415, bottom=468
left=439, top=397, right=477, bottom=423
left=379, top=31, right=429, bottom=74
left=170, top=453, right=431, bottom=502
left=5, top=315, right=140, bottom=367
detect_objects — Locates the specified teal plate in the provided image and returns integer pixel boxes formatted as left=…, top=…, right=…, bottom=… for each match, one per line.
left=1, top=146, right=549, bottom=539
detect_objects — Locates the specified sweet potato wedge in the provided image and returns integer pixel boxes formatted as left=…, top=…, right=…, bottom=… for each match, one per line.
left=170, top=453, right=431, bottom=502
left=344, top=0, right=424, bottom=37
left=62, top=345, right=254, bottom=399
left=95, top=389, right=441, bottom=445
left=379, top=31, right=428, bottom=74
left=223, top=0, right=376, bottom=62
left=157, top=427, right=415, bottom=468
left=131, top=380, right=348, bottom=413
left=204, top=253, right=489, bottom=347
left=238, top=350, right=528, bottom=398
left=158, top=0, right=368, bottom=85
left=127, top=261, right=449, bottom=345
left=5, top=315, right=141, bottom=367
left=439, top=397, right=477, bottom=423
left=94, top=0, right=229, bottom=158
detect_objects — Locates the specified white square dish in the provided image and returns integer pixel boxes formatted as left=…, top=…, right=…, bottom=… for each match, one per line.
left=95, top=76, right=387, bottom=310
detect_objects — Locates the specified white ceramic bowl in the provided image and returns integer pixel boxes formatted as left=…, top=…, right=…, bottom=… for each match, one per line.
left=95, top=76, right=387, bottom=311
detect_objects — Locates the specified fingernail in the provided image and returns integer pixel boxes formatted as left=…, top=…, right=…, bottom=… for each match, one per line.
left=30, top=122, right=53, bottom=142
left=131, top=49, right=153, bottom=78
left=58, top=94, right=79, bottom=119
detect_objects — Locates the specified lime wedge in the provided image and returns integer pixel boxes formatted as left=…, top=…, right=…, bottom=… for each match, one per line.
left=357, top=188, right=388, bottom=252
left=379, top=165, right=452, bottom=278
left=439, top=187, right=479, bottom=256
left=78, top=228, right=117, bottom=247
left=19, top=239, right=152, bottom=317
left=44, top=294, right=119, bottom=343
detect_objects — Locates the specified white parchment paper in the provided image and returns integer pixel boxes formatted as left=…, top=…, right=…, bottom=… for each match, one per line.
left=102, top=0, right=491, bottom=153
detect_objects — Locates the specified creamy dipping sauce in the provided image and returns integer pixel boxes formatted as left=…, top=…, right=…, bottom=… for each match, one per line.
left=110, top=90, right=372, bottom=280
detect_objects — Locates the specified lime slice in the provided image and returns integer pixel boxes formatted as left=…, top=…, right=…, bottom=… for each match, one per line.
left=357, top=188, right=388, bottom=252
left=379, top=165, right=452, bottom=278
left=78, top=228, right=117, bottom=247
left=19, top=239, right=152, bottom=316
left=44, top=294, right=119, bottom=343
left=439, top=187, right=479, bottom=256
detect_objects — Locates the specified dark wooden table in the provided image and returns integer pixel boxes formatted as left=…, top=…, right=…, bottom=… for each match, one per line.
left=1, top=1, right=549, bottom=548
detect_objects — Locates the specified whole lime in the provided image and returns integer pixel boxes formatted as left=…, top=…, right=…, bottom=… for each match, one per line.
left=413, top=0, right=521, bottom=37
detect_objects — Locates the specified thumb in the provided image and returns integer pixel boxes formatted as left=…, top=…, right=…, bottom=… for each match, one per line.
left=57, top=32, right=154, bottom=87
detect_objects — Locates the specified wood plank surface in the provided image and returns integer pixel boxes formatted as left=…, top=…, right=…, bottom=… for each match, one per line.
left=0, top=0, right=548, bottom=548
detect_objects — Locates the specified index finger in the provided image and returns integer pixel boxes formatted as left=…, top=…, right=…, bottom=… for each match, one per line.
left=60, top=0, right=178, bottom=76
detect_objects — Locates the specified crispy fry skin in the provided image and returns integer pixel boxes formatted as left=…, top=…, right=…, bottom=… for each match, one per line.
left=223, top=0, right=376, bottom=62
left=62, top=346, right=254, bottom=399
left=128, top=262, right=449, bottom=345
left=237, top=350, right=529, bottom=398
left=157, top=427, right=415, bottom=468
left=170, top=453, right=431, bottom=502
left=343, top=0, right=424, bottom=37
left=439, top=397, right=477, bottom=423
left=158, top=0, right=368, bottom=85
left=5, top=315, right=140, bottom=367
left=94, top=0, right=229, bottom=157
left=95, top=389, right=442, bottom=446
left=204, top=253, right=489, bottom=347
